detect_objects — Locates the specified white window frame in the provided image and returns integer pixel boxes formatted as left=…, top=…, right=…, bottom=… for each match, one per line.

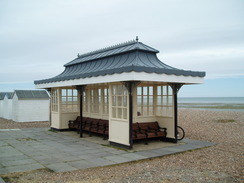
left=156, top=85, right=173, bottom=117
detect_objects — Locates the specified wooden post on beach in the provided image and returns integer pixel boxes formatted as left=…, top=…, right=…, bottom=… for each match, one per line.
left=76, top=85, right=86, bottom=138
left=170, top=83, right=183, bottom=143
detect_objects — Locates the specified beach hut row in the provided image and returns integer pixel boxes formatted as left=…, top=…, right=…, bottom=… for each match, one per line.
left=0, top=90, right=49, bottom=122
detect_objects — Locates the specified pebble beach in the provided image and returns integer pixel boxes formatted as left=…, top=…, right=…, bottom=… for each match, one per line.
left=1, top=109, right=243, bottom=183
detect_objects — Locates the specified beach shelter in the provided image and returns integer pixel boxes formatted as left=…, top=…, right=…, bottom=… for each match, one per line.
left=35, top=39, right=205, bottom=149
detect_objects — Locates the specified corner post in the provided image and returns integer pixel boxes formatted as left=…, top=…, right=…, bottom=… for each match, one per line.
left=169, top=83, right=183, bottom=143
left=46, top=88, right=51, bottom=127
left=75, top=85, right=86, bottom=138
left=123, top=81, right=140, bottom=149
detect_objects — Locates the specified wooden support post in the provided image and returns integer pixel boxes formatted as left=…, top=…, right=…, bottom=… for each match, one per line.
left=76, top=85, right=86, bottom=138
left=170, top=83, right=183, bottom=143
left=123, top=81, right=140, bottom=149
left=46, top=88, right=51, bottom=127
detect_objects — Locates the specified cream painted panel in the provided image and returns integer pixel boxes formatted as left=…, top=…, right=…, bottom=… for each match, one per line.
left=51, top=112, right=60, bottom=129
left=109, top=119, right=130, bottom=146
left=60, top=113, right=78, bottom=129
left=156, top=116, right=175, bottom=138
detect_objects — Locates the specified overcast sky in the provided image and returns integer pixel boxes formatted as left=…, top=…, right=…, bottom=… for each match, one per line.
left=0, top=0, right=244, bottom=97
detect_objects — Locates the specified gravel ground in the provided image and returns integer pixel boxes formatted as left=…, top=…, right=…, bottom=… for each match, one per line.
left=1, top=109, right=244, bottom=183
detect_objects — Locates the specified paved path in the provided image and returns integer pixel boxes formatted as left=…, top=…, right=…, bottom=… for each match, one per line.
left=0, top=128, right=215, bottom=174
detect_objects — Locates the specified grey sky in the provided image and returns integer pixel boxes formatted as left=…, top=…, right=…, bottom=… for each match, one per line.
left=0, top=0, right=244, bottom=96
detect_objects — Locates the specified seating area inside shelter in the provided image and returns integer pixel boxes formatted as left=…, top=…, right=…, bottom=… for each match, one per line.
left=34, top=38, right=205, bottom=149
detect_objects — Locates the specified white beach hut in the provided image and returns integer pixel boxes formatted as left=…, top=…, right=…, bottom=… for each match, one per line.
left=35, top=39, right=205, bottom=149
left=11, top=90, right=50, bottom=122
left=0, top=92, right=13, bottom=119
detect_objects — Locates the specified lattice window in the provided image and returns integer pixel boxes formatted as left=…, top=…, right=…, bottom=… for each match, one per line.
left=90, top=88, right=101, bottom=113
left=51, top=89, right=58, bottom=112
left=61, top=89, right=78, bottom=112
left=103, top=87, right=109, bottom=115
left=137, top=86, right=154, bottom=116
left=111, top=84, right=128, bottom=119
left=156, top=85, right=173, bottom=117
left=83, top=89, right=88, bottom=113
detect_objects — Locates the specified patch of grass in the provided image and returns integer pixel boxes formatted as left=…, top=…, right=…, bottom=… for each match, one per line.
left=16, top=138, right=36, bottom=141
left=48, top=129, right=58, bottom=133
left=2, top=175, right=20, bottom=183
left=217, top=119, right=236, bottom=123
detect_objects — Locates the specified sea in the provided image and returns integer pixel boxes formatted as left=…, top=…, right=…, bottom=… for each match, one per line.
left=178, top=97, right=244, bottom=111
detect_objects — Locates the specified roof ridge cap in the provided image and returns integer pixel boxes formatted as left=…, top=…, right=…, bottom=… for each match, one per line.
left=77, top=39, right=136, bottom=58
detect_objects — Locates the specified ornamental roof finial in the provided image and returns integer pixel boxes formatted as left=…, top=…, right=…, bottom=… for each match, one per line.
left=136, top=36, right=139, bottom=42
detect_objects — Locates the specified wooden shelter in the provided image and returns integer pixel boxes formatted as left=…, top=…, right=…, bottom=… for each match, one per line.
left=35, top=39, right=205, bottom=149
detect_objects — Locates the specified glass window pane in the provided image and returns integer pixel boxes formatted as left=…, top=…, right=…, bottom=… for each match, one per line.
left=68, top=97, right=72, bottom=103
left=143, top=96, right=147, bottom=105
left=62, top=97, right=66, bottom=104
left=168, top=87, right=172, bottom=95
left=112, top=107, right=116, bottom=118
left=157, top=96, right=161, bottom=105
left=112, top=85, right=116, bottom=95
left=137, top=87, right=142, bottom=95
left=149, top=96, right=153, bottom=105
left=73, top=90, right=77, bottom=96
left=68, top=89, right=72, bottom=96
left=149, top=86, right=153, bottom=95
left=112, top=96, right=116, bottom=106
left=73, top=99, right=78, bottom=104
left=163, top=96, right=167, bottom=105
left=123, top=87, right=127, bottom=95
left=118, top=96, right=122, bottom=106
left=143, top=86, right=147, bottom=95
left=62, top=89, right=66, bottom=96
left=123, top=96, right=127, bottom=107
left=117, top=108, right=122, bottom=118
left=163, top=86, right=167, bottom=95
left=137, top=96, right=142, bottom=105
left=117, top=85, right=122, bottom=95
left=168, top=96, right=172, bottom=105
left=157, top=86, right=161, bottom=95
left=123, top=108, right=127, bottom=119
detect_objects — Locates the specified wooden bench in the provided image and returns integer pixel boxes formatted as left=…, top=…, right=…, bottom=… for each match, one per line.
left=68, top=116, right=80, bottom=130
left=68, top=117, right=109, bottom=140
left=133, top=121, right=167, bottom=144
left=132, top=122, right=148, bottom=144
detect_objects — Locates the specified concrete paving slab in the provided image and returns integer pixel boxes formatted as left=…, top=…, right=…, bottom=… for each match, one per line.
left=46, top=163, right=77, bottom=172
left=6, top=163, right=44, bottom=173
left=120, top=153, right=146, bottom=161
left=0, top=128, right=215, bottom=175
left=68, top=160, right=97, bottom=169
left=104, top=155, right=132, bottom=164
left=0, top=177, right=6, bottom=183
left=2, top=159, right=37, bottom=167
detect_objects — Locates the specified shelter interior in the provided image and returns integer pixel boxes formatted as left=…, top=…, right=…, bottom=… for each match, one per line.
left=50, top=81, right=178, bottom=148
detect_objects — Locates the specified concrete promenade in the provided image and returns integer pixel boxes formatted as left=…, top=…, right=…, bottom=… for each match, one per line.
left=0, top=128, right=215, bottom=174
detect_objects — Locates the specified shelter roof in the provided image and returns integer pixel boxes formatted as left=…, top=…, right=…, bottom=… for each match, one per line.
left=34, top=39, right=205, bottom=86
left=14, top=90, right=49, bottom=100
